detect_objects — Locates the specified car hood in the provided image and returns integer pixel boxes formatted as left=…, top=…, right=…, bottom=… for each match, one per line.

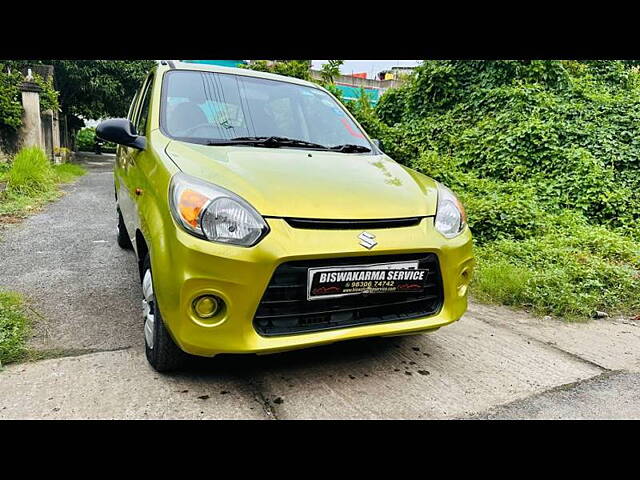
left=165, top=141, right=438, bottom=219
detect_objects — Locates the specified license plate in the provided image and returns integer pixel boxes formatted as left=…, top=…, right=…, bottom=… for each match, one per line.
left=307, top=261, right=428, bottom=300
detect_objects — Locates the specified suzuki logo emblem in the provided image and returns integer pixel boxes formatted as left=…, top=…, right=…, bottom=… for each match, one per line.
left=358, top=232, right=377, bottom=250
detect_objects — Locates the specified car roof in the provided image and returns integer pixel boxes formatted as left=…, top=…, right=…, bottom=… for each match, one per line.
left=161, top=61, right=323, bottom=91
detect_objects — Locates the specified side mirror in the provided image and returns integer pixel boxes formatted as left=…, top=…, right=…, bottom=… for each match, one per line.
left=372, top=138, right=381, bottom=149
left=96, top=118, right=146, bottom=150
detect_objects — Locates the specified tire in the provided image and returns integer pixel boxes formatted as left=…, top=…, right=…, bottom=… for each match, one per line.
left=117, top=207, right=133, bottom=250
left=141, top=254, right=188, bottom=372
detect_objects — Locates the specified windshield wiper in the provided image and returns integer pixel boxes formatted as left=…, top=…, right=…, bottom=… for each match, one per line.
left=207, top=136, right=328, bottom=150
left=328, top=144, right=372, bottom=153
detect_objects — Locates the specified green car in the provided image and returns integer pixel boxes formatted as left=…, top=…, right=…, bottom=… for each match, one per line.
left=97, top=61, right=474, bottom=372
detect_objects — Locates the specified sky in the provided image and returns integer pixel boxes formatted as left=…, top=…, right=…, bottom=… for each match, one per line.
left=312, top=60, right=422, bottom=79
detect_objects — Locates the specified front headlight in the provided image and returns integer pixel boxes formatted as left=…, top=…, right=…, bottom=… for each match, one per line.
left=169, top=172, right=269, bottom=247
left=434, top=183, right=467, bottom=238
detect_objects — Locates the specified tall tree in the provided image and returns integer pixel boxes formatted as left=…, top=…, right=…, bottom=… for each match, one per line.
left=319, top=60, right=344, bottom=84
left=49, top=60, right=156, bottom=120
left=3, top=60, right=155, bottom=121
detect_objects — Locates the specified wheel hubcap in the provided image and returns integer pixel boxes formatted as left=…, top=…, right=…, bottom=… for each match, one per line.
left=142, top=269, right=155, bottom=349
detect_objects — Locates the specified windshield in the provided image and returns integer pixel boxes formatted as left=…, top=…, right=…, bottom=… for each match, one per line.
left=161, top=70, right=373, bottom=151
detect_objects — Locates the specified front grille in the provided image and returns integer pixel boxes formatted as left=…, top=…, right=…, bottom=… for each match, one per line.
left=253, top=253, right=444, bottom=336
left=284, top=217, right=423, bottom=230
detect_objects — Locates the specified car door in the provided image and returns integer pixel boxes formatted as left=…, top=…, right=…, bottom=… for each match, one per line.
left=117, top=74, right=153, bottom=248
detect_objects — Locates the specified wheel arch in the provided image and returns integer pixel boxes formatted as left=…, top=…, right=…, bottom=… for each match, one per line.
left=135, top=229, right=149, bottom=281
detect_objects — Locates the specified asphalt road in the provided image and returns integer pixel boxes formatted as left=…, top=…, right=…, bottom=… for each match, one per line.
left=1, top=153, right=639, bottom=419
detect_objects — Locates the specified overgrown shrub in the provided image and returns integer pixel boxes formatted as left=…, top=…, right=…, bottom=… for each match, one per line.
left=5, top=146, right=54, bottom=195
left=75, top=127, right=96, bottom=151
left=360, top=60, right=640, bottom=318
left=75, top=127, right=116, bottom=153
left=0, top=147, right=85, bottom=218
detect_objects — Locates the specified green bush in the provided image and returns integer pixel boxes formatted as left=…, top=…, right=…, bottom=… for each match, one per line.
left=5, top=146, right=54, bottom=195
left=75, top=127, right=116, bottom=153
left=242, top=60, right=311, bottom=80
left=75, top=127, right=96, bottom=151
left=359, top=60, right=640, bottom=319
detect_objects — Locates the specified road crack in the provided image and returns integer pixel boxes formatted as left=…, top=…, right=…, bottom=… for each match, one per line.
left=464, top=369, right=625, bottom=419
left=244, top=375, right=280, bottom=420
left=473, top=314, right=610, bottom=372
left=23, top=346, right=133, bottom=363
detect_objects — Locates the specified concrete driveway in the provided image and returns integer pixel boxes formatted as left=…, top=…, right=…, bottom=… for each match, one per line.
left=1, top=154, right=639, bottom=419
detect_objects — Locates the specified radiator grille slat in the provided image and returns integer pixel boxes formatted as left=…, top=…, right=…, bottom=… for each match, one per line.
left=253, top=253, right=444, bottom=336
left=284, top=217, right=424, bottom=230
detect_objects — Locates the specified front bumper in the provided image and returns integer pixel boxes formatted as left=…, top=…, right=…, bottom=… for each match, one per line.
left=151, top=217, right=474, bottom=357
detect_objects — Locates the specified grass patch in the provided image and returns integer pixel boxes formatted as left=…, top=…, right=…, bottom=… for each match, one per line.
left=0, top=290, right=30, bottom=367
left=472, top=219, right=640, bottom=319
left=0, top=189, right=61, bottom=217
left=0, top=147, right=85, bottom=220
left=54, top=162, right=86, bottom=183
left=471, top=260, right=533, bottom=307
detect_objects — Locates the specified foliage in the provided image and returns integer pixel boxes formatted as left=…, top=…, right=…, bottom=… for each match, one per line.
left=5, top=146, right=55, bottom=195
left=241, top=60, right=312, bottom=81
left=54, top=146, right=72, bottom=163
left=33, top=72, right=59, bottom=112
left=355, top=60, right=640, bottom=319
left=2, top=60, right=152, bottom=152
left=75, top=127, right=116, bottom=152
left=54, top=162, right=86, bottom=183
left=1, top=62, right=59, bottom=120
left=4, top=60, right=155, bottom=121
left=474, top=220, right=640, bottom=318
left=75, top=127, right=95, bottom=151
left=0, top=60, right=151, bottom=152
left=0, top=146, right=85, bottom=218
left=0, top=65, right=24, bottom=133
left=323, top=83, right=345, bottom=103
left=319, top=60, right=344, bottom=84
left=51, top=60, right=155, bottom=120
left=0, top=290, right=30, bottom=365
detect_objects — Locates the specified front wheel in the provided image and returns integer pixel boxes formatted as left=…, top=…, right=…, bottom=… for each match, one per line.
left=142, top=254, right=188, bottom=372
